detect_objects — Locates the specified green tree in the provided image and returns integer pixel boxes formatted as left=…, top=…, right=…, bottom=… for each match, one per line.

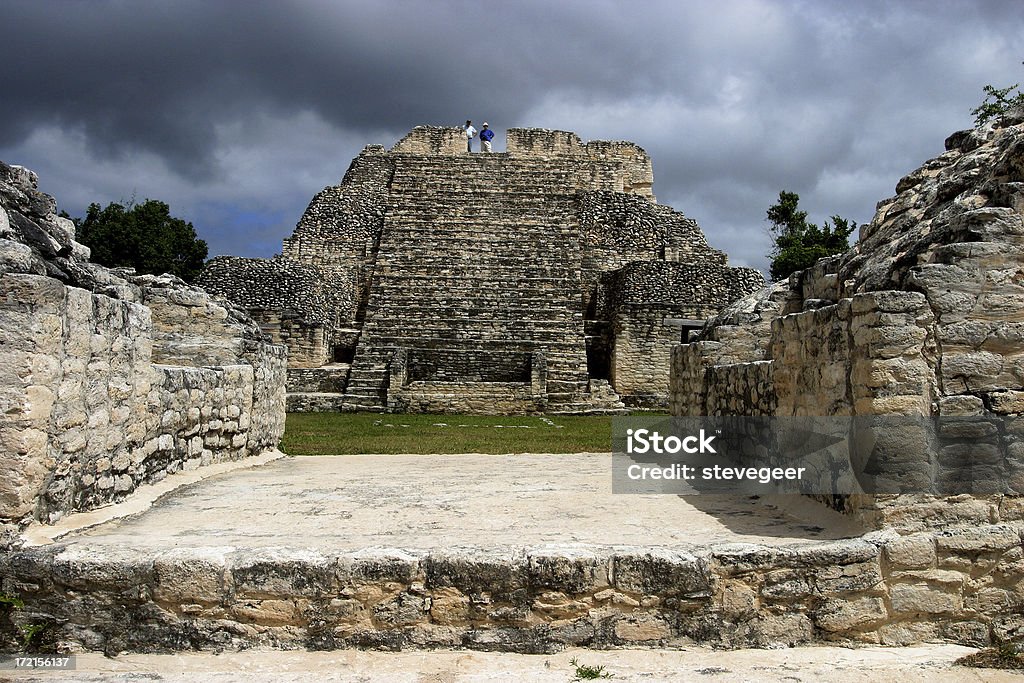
left=971, top=63, right=1024, bottom=127
left=767, top=190, right=855, bottom=281
left=77, top=199, right=208, bottom=281
left=971, top=82, right=1024, bottom=127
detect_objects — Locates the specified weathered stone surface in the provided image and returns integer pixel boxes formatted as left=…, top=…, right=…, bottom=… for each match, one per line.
left=670, top=113, right=1024, bottom=526
left=883, top=535, right=937, bottom=569
left=154, top=547, right=230, bottom=604
left=814, top=596, right=888, bottom=632
left=0, top=160, right=287, bottom=526
left=611, top=548, right=712, bottom=597
left=890, top=583, right=961, bottom=615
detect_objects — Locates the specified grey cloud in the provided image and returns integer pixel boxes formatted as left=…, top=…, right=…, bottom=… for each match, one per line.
left=3, top=0, right=1024, bottom=274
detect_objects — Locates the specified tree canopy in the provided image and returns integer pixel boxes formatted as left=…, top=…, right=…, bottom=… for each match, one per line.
left=767, top=190, right=855, bottom=281
left=76, top=199, right=208, bottom=282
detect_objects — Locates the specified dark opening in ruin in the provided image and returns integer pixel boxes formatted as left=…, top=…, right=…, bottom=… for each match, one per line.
left=333, top=346, right=356, bottom=364
left=586, top=336, right=610, bottom=380
left=680, top=324, right=702, bottom=343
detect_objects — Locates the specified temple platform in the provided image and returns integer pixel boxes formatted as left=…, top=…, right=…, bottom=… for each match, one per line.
left=3, top=454, right=1019, bottom=654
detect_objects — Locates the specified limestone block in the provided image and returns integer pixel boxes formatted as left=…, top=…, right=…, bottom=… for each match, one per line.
left=878, top=621, right=940, bottom=646
left=51, top=545, right=154, bottom=590
left=941, top=351, right=1007, bottom=392
left=532, top=593, right=591, bottom=621
left=527, top=547, right=605, bottom=593
left=429, top=587, right=470, bottom=625
left=0, top=443, right=51, bottom=519
left=760, top=569, right=812, bottom=600
left=935, top=525, right=1023, bottom=554
left=373, top=591, right=429, bottom=627
left=154, top=547, right=229, bottom=604
left=719, top=580, right=757, bottom=618
left=612, top=548, right=711, bottom=598
left=593, top=589, right=639, bottom=607
left=785, top=539, right=879, bottom=567
left=613, top=614, right=671, bottom=643
left=742, top=612, right=814, bottom=647
left=883, top=535, right=936, bottom=569
left=341, top=548, right=420, bottom=584
left=942, top=620, right=992, bottom=647
left=967, top=586, right=1023, bottom=613
left=230, top=598, right=302, bottom=626
left=814, top=596, right=888, bottom=632
left=813, top=560, right=885, bottom=595
left=990, top=390, right=1024, bottom=415
left=890, top=583, right=962, bottom=614
left=231, top=548, right=336, bottom=598
left=422, top=550, right=527, bottom=600
left=938, top=394, right=986, bottom=416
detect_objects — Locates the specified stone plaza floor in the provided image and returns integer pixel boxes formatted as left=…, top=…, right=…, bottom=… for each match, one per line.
left=40, top=453, right=866, bottom=551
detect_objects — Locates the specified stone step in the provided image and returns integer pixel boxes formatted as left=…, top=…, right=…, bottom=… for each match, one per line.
left=373, top=234, right=580, bottom=250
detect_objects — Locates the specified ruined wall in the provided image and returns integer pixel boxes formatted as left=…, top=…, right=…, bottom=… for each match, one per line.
left=670, top=113, right=1024, bottom=526
left=390, top=126, right=465, bottom=155
left=506, top=128, right=655, bottom=198
left=0, top=161, right=286, bottom=531
left=609, top=262, right=763, bottom=406
left=197, top=255, right=356, bottom=368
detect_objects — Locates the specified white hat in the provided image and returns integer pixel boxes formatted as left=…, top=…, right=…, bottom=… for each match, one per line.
left=482, top=122, right=489, bottom=126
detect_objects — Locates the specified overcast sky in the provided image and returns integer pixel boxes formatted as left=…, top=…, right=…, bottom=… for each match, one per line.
left=3, top=0, right=1022, bottom=274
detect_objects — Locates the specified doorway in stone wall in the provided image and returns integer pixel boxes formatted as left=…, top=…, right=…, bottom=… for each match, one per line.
left=586, top=335, right=610, bottom=380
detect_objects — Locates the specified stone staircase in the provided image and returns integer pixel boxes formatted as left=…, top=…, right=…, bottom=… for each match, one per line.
left=344, top=154, right=601, bottom=412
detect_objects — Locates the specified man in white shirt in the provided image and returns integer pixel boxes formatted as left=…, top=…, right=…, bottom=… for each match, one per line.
left=464, top=120, right=477, bottom=153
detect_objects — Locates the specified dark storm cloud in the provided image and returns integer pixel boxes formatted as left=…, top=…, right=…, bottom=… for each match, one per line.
left=3, top=0, right=1024, bottom=271
left=3, top=0, right=668, bottom=173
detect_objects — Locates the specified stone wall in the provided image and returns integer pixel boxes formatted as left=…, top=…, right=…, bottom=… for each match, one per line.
left=0, top=160, right=286, bottom=532
left=609, top=262, right=763, bottom=407
left=197, top=255, right=356, bottom=368
left=670, top=114, right=1024, bottom=527
left=3, top=522, right=1021, bottom=652
left=391, top=126, right=465, bottom=155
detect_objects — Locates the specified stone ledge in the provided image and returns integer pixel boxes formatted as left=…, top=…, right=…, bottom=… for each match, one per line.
left=2, top=523, right=1020, bottom=653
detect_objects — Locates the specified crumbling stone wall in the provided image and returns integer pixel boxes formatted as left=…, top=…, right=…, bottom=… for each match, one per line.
left=609, top=262, right=763, bottom=406
left=197, top=256, right=356, bottom=368
left=0, top=161, right=286, bottom=533
left=671, top=113, right=1024, bottom=526
left=391, top=126, right=465, bottom=155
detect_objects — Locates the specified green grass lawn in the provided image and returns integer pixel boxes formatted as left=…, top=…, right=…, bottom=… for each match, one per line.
left=281, top=412, right=624, bottom=455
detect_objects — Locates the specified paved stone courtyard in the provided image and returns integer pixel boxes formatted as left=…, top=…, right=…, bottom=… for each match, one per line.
left=50, top=454, right=864, bottom=551
left=0, top=644, right=1015, bottom=682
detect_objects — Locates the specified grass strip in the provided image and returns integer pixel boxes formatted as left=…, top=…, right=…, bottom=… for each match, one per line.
left=281, top=412, right=620, bottom=455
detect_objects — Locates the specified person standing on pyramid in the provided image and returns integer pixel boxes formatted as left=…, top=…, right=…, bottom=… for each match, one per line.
left=479, top=122, right=495, bottom=153
left=464, top=120, right=477, bottom=152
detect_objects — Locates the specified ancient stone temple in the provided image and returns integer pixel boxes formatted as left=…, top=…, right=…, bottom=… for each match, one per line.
left=200, top=126, right=763, bottom=413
